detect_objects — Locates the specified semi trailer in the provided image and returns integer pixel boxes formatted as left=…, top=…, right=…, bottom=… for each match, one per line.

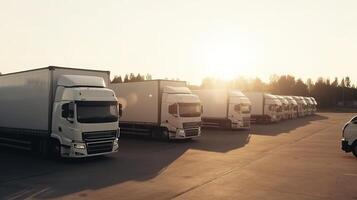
left=0, top=66, right=120, bottom=158
left=192, top=89, right=251, bottom=129
left=243, top=92, right=282, bottom=123
left=110, top=80, right=202, bottom=140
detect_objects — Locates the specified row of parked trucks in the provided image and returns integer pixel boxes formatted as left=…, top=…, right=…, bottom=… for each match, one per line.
left=0, top=66, right=317, bottom=158
left=244, top=92, right=317, bottom=124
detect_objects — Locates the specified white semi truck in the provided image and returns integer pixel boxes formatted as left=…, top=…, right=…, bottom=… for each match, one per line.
left=284, top=96, right=298, bottom=119
left=110, top=80, right=202, bottom=140
left=192, top=89, right=251, bottom=129
left=292, top=96, right=308, bottom=117
left=310, top=97, right=318, bottom=114
left=0, top=66, right=120, bottom=158
left=277, top=95, right=290, bottom=120
left=304, top=97, right=314, bottom=115
left=244, top=92, right=282, bottom=123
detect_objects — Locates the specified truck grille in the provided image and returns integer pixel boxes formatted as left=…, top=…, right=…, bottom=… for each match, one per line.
left=86, top=141, right=113, bottom=155
left=82, top=130, right=117, bottom=142
left=82, top=130, right=116, bottom=155
left=242, top=117, right=251, bottom=127
left=183, top=122, right=201, bottom=129
left=185, top=129, right=200, bottom=137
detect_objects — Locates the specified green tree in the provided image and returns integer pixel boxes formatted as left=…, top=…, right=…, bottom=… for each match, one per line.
left=111, top=75, right=123, bottom=83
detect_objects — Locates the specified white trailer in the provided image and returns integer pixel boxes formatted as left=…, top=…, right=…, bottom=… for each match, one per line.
left=110, top=80, right=202, bottom=140
left=243, top=92, right=282, bottom=123
left=192, top=89, right=251, bottom=129
left=0, top=66, right=120, bottom=158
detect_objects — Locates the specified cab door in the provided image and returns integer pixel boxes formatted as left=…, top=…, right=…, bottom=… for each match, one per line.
left=54, top=102, right=77, bottom=141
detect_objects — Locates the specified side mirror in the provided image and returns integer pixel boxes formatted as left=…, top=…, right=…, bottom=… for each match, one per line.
left=119, top=103, right=123, bottom=117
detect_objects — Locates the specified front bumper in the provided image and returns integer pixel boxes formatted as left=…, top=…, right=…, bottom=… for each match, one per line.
left=171, top=128, right=201, bottom=139
left=232, top=120, right=250, bottom=129
left=63, top=139, right=119, bottom=158
left=341, top=139, right=352, bottom=152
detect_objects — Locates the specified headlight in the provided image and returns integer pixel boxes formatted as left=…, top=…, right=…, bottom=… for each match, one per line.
left=177, top=129, right=185, bottom=136
left=117, top=128, right=121, bottom=138
left=113, top=138, right=119, bottom=146
left=74, top=143, right=86, bottom=149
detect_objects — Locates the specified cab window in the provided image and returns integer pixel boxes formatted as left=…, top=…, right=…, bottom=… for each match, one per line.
left=169, top=104, right=178, bottom=115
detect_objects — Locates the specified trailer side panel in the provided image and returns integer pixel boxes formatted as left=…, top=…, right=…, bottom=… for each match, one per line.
left=0, top=69, right=51, bottom=132
left=111, top=81, right=159, bottom=124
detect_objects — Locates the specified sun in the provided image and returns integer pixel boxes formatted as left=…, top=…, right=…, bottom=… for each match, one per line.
left=193, top=26, right=262, bottom=81
left=202, top=42, right=244, bottom=80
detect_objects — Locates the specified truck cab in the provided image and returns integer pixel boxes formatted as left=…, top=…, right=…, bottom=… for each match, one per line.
left=52, top=75, right=119, bottom=157
left=341, top=116, right=357, bottom=158
left=284, top=96, right=298, bottom=119
left=162, top=86, right=202, bottom=139
left=277, top=96, right=290, bottom=120
left=304, top=97, right=313, bottom=116
left=228, top=91, right=251, bottom=129
left=293, top=96, right=307, bottom=117
left=264, top=94, right=283, bottom=122
left=310, top=97, right=317, bottom=114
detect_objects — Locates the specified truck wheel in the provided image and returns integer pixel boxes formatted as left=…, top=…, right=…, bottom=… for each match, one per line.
left=352, top=142, right=357, bottom=158
left=50, top=139, right=61, bottom=159
left=161, top=129, right=170, bottom=141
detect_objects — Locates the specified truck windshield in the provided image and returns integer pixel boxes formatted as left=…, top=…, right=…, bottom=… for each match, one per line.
left=235, top=104, right=251, bottom=114
left=76, top=101, right=118, bottom=123
left=179, top=103, right=201, bottom=117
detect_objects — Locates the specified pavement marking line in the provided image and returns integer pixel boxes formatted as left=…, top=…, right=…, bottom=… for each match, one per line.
left=344, top=173, right=357, bottom=177
left=170, top=121, right=338, bottom=200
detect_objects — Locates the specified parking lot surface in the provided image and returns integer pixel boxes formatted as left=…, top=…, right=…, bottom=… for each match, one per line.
left=0, top=112, right=356, bottom=200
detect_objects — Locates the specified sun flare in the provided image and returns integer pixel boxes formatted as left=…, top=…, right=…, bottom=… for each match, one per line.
left=195, top=27, right=262, bottom=81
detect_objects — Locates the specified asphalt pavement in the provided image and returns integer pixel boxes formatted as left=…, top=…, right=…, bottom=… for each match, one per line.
left=0, top=112, right=356, bottom=200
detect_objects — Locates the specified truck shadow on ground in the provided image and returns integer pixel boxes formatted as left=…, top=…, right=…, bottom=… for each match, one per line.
left=0, top=129, right=250, bottom=199
left=250, top=114, right=328, bottom=136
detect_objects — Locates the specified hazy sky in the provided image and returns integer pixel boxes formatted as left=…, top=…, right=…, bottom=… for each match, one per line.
left=0, top=0, right=356, bottom=84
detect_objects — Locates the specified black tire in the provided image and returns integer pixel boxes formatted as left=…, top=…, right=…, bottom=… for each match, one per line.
left=352, top=142, right=357, bottom=158
left=161, top=129, right=170, bottom=141
left=50, top=139, right=61, bottom=159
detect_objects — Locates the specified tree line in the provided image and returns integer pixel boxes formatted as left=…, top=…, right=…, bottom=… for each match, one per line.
left=111, top=73, right=180, bottom=83
left=194, top=75, right=357, bottom=108
left=111, top=73, right=357, bottom=108
left=111, top=73, right=152, bottom=83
